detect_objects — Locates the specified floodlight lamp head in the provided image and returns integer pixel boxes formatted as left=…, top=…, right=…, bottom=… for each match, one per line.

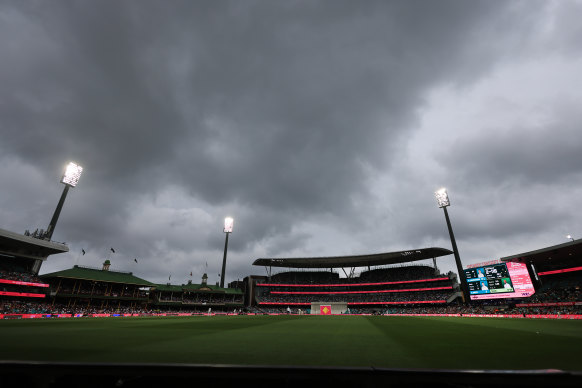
left=435, top=188, right=450, bottom=208
left=61, top=162, right=83, bottom=187
left=224, top=217, right=234, bottom=233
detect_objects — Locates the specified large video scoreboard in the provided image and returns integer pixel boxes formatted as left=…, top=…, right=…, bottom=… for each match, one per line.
left=464, top=262, right=535, bottom=300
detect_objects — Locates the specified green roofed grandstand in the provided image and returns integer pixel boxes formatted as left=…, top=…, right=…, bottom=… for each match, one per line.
left=40, top=261, right=154, bottom=312
left=41, top=265, right=153, bottom=286
left=151, top=273, right=243, bottom=310
left=39, top=263, right=242, bottom=313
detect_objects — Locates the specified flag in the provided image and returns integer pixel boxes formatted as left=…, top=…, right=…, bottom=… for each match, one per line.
left=320, top=305, right=332, bottom=315
left=134, top=258, right=138, bottom=263
left=81, top=249, right=86, bottom=255
left=110, top=248, right=116, bottom=253
left=190, top=272, right=192, bottom=276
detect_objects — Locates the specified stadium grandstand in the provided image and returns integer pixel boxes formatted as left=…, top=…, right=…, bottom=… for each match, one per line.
left=39, top=260, right=153, bottom=314
left=0, top=225, right=243, bottom=318
left=498, top=238, right=582, bottom=317
left=1, top=222, right=581, bottom=318
left=0, top=227, right=68, bottom=275
left=152, top=272, right=244, bottom=311
left=251, top=247, right=460, bottom=314
left=248, top=241, right=582, bottom=317
left=1, top=226, right=68, bottom=316
left=10, top=261, right=244, bottom=317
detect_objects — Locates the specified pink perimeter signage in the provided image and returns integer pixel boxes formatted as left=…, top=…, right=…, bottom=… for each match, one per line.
left=466, top=261, right=535, bottom=300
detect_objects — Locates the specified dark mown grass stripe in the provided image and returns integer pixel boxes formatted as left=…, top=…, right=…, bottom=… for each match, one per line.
left=0, top=315, right=580, bottom=370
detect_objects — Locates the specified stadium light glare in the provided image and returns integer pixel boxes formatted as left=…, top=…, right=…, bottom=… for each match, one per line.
left=435, top=188, right=450, bottom=208
left=435, top=188, right=469, bottom=304
left=567, top=235, right=574, bottom=241
left=61, top=162, right=83, bottom=187
left=220, top=217, right=234, bottom=288
left=224, top=217, right=234, bottom=233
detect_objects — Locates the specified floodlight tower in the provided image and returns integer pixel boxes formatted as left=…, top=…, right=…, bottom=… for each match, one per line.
left=435, top=188, right=469, bottom=304
left=46, top=162, right=83, bottom=240
left=567, top=235, right=575, bottom=242
left=220, top=217, right=234, bottom=288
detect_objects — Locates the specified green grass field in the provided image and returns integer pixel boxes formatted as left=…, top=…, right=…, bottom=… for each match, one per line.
left=1, top=315, right=581, bottom=371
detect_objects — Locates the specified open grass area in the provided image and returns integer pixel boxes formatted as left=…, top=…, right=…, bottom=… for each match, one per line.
left=1, top=315, right=581, bottom=371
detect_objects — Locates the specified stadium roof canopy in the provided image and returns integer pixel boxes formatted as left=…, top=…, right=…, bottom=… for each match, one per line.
left=0, top=227, right=68, bottom=260
left=252, top=247, right=453, bottom=269
left=40, top=265, right=153, bottom=286
left=500, top=239, right=582, bottom=266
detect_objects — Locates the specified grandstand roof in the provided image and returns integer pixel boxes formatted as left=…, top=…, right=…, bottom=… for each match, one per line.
left=40, top=265, right=153, bottom=286
left=0, top=227, right=68, bottom=260
left=252, top=247, right=453, bottom=268
left=500, top=238, right=582, bottom=266
left=153, top=284, right=184, bottom=292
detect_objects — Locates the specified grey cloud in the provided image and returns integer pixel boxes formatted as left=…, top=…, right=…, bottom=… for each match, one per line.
left=1, top=1, right=578, bottom=285
left=438, top=109, right=582, bottom=188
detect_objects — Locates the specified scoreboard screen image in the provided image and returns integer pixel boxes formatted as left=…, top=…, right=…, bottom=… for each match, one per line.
left=464, top=262, right=535, bottom=300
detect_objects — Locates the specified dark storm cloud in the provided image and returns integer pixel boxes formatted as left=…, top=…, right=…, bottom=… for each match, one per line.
left=165, top=0, right=517, bottom=213
left=1, top=0, right=577, bottom=283
left=0, top=1, right=526, bottom=197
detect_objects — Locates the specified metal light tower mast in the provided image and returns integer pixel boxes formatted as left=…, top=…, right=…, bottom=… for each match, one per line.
left=435, top=188, right=470, bottom=304
left=220, top=217, right=234, bottom=288
left=46, top=162, right=83, bottom=240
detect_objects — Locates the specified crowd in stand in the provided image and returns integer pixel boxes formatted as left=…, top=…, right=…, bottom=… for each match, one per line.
left=1, top=300, right=56, bottom=314
left=269, top=271, right=340, bottom=284
left=158, top=294, right=243, bottom=304
left=358, top=266, right=441, bottom=282
left=264, top=265, right=444, bottom=286
left=0, top=299, right=244, bottom=315
left=0, top=270, right=45, bottom=284
left=54, top=284, right=149, bottom=298
left=257, top=266, right=454, bottom=305
left=258, top=291, right=452, bottom=304
left=2, top=265, right=581, bottom=318
left=49, top=282, right=243, bottom=303
left=2, top=295, right=580, bottom=317
left=526, top=279, right=581, bottom=303
left=260, top=279, right=452, bottom=294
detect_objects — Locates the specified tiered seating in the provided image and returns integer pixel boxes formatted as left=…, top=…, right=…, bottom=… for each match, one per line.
left=269, top=271, right=339, bottom=284
left=255, top=265, right=455, bottom=310
left=511, top=270, right=582, bottom=315
left=0, top=270, right=49, bottom=299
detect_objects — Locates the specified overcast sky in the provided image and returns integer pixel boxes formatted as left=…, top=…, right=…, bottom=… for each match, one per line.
left=1, top=0, right=581, bottom=285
